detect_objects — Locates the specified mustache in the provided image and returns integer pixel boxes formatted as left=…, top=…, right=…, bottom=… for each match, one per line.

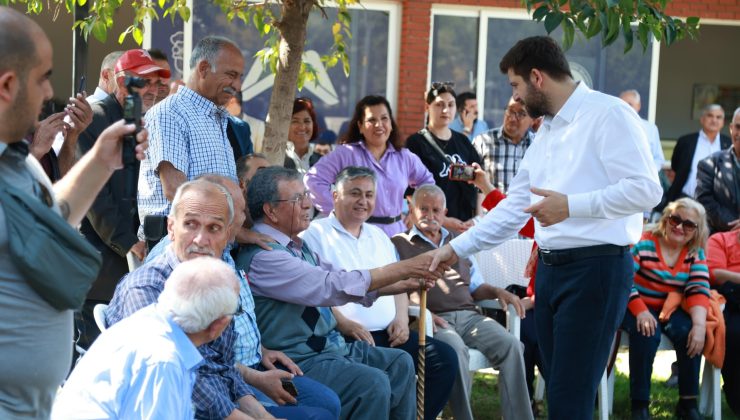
left=419, top=218, right=440, bottom=226
left=223, top=86, right=238, bottom=96
left=186, top=245, right=215, bottom=257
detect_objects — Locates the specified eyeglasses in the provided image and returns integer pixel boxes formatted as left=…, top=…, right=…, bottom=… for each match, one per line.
left=505, top=108, right=529, bottom=120
left=272, top=191, right=311, bottom=205
left=667, top=214, right=698, bottom=232
left=430, top=81, right=455, bottom=90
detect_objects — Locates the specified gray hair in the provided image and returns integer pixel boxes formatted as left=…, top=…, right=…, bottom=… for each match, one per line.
left=0, top=8, right=40, bottom=83
left=158, top=257, right=239, bottom=333
left=332, top=166, right=377, bottom=192
left=733, top=107, right=740, bottom=121
left=702, top=104, right=724, bottom=117
left=190, top=36, right=239, bottom=72
left=619, top=89, right=640, bottom=104
left=169, top=179, right=235, bottom=226
left=247, top=166, right=302, bottom=222
left=412, top=184, right=447, bottom=209
left=101, top=51, right=124, bottom=72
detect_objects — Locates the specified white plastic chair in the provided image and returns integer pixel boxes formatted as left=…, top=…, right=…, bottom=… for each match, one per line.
left=93, top=303, right=109, bottom=332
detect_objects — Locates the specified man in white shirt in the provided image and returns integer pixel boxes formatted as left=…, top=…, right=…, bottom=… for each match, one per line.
left=665, top=104, right=731, bottom=208
left=427, top=36, right=663, bottom=420
left=53, top=257, right=239, bottom=420
left=301, top=166, right=458, bottom=420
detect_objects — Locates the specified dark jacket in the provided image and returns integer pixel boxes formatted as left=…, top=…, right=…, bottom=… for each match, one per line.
left=227, top=115, right=254, bottom=162
left=696, top=147, right=740, bottom=232
left=78, top=93, right=140, bottom=301
left=665, top=131, right=731, bottom=207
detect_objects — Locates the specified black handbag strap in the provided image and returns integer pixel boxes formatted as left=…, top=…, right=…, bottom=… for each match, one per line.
left=419, top=128, right=452, bottom=165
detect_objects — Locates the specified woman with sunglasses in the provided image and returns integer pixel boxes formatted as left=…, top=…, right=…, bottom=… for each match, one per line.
left=623, top=198, right=711, bottom=420
left=306, top=95, right=434, bottom=237
left=285, top=97, right=323, bottom=174
left=405, top=82, right=483, bottom=233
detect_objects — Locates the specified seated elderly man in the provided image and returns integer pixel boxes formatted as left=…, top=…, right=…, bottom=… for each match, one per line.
left=53, top=257, right=239, bottom=419
left=144, top=174, right=340, bottom=419
left=106, top=179, right=334, bottom=420
left=301, top=166, right=458, bottom=420
left=391, top=185, right=533, bottom=420
left=236, top=166, right=447, bottom=420
left=706, top=230, right=740, bottom=416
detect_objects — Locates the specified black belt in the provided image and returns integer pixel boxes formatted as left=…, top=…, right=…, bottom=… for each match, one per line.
left=538, top=244, right=629, bottom=266
left=367, top=214, right=402, bottom=225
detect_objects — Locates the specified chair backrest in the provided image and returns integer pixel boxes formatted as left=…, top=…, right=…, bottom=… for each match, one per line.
left=93, top=303, right=109, bottom=332
left=473, top=238, right=534, bottom=289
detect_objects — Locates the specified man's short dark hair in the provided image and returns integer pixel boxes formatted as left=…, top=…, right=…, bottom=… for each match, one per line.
left=0, top=8, right=39, bottom=85
left=147, top=48, right=168, bottom=62
left=499, top=36, right=573, bottom=82
left=236, top=153, right=268, bottom=184
left=247, top=166, right=302, bottom=222
left=455, top=92, right=476, bottom=112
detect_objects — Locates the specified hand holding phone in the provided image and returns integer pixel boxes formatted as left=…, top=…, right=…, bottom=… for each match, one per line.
left=448, top=164, right=475, bottom=182
left=280, top=378, right=299, bottom=398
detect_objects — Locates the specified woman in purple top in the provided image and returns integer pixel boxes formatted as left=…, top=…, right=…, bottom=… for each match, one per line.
left=306, top=95, right=434, bottom=237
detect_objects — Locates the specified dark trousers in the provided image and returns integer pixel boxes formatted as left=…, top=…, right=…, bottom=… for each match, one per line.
left=368, top=329, right=458, bottom=420
left=723, top=305, right=740, bottom=416
left=520, top=308, right=541, bottom=398
left=621, top=307, right=701, bottom=402
left=535, top=251, right=632, bottom=420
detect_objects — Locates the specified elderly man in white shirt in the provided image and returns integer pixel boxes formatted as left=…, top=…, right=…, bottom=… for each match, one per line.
left=301, top=166, right=458, bottom=420
left=428, top=36, right=663, bottom=420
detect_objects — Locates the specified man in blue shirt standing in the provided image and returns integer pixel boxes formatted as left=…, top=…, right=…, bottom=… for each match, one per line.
left=53, top=257, right=240, bottom=419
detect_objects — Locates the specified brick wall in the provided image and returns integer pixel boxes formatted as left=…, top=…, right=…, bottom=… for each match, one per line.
left=395, top=0, right=739, bottom=139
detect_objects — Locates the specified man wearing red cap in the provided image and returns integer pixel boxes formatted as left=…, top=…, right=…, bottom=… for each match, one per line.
left=74, top=48, right=170, bottom=354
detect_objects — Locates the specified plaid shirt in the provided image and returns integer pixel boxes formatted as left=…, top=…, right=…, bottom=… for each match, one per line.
left=472, top=127, right=534, bottom=194
left=106, top=248, right=254, bottom=419
left=138, top=86, right=237, bottom=235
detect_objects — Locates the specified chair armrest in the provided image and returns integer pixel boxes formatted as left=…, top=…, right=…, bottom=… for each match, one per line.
left=475, top=299, right=521, bottom=339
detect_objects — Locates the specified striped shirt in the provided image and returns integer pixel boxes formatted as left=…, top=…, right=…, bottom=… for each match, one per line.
left=627, top=231, right=711, bottom=315
left=106, top=247, right=254, bottom=419
left=138, top=86, right=237, bottom=234
left=472, top=127, right=534, bottom=194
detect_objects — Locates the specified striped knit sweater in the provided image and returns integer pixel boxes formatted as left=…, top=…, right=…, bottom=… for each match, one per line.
left=628, top=231, right=711, bottom=316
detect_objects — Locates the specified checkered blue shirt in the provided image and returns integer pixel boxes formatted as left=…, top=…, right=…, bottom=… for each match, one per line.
left=225, top=252, right=263, bottom=368
left=138, top=86, right=237, bottom=233
left=105, top=247, right=254, bottom=419
left=472, top=126, right=534, bottom=194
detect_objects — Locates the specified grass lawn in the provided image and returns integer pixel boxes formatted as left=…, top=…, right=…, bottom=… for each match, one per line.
left=436, top=350, right=738, bottom=419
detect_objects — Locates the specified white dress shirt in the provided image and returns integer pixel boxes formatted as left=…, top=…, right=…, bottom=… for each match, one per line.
left=451, top=82, right=662, bottom=256
left=639, top=118, right=665, bottom=172
left=301, top=213, right=397, bottom=331
left=682, top=130, right=723, bottom=198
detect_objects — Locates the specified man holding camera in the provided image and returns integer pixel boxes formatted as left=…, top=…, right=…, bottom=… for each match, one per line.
left=0, top=7, right=149, bottom=417
left=76, top=48, right=170, bottom=352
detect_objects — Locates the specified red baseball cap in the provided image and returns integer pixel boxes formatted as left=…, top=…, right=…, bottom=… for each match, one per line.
left=114, top=49, right=171, bottom=78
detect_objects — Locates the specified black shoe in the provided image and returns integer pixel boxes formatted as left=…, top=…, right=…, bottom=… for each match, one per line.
left=631, top=407, right=650, bottom=420
left=675, top=403, right=701, bottom=420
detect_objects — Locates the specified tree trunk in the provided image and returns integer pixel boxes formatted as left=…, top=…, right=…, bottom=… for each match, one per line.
left=261, top=0, right=314, bottom=165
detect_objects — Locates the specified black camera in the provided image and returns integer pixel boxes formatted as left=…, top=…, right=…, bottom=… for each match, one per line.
left=122, top=76, right=146, bottom=166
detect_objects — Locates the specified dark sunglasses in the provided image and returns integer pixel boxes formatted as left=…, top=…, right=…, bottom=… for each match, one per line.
left=667, top=214, right=698, bottom=232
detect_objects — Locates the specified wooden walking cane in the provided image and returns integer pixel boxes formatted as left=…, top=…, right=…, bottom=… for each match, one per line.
left=416, top=282, right=427, bottom=420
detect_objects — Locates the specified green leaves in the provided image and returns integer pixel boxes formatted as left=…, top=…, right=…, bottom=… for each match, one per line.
left=523, top=0, right=700, bottom=53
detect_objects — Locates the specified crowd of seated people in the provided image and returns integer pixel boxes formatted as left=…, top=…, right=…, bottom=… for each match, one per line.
left=4, top=9, right=739, bottom=419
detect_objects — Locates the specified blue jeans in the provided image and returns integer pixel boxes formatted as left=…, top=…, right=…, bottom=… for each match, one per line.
left=251, top=365, right=340, bottom=420
left=535, top=250, right=632, bottom=420
left=621, top=307, right=701, bottom=402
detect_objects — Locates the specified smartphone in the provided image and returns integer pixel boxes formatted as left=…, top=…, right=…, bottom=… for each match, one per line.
left=448, top=163, right=475, bottom=182
left=77, top=75, right=86, bottom=94
left=281, top=378, right=299, bottom=398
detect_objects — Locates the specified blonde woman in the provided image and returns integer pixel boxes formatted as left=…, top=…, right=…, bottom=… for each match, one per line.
left=623, top=198, right=710, bottom=420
